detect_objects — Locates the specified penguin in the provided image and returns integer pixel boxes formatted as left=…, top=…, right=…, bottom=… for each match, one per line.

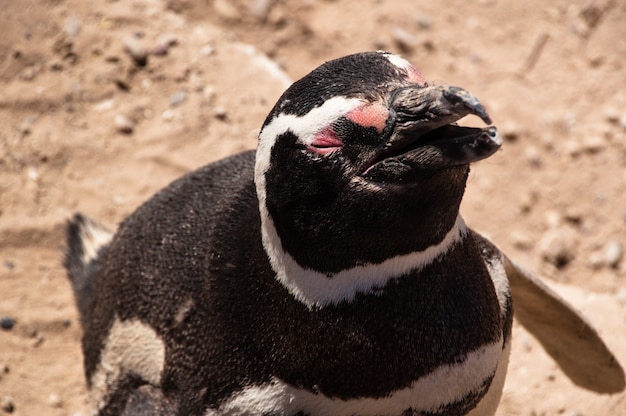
left=64, top=51, right=624, bottom=416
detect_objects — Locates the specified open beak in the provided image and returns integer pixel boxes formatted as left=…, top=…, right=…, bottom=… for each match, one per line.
left=363, top=85, right=502, bottom=175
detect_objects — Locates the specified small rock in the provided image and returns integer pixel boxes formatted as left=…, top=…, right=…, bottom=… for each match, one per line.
left=213, top=106, right=228, bottom=120
left=203, top=85, right=216, bottom=100
left=524, top=145, right=542, bottom=167
left=619, top=114, right=626, bottom=130
left=501, top=121, right=520, bottom=142
left=122, top=35, right=148, bottom=67
left=169, top=90, right=187, bottom=107
left=0, top=364, right=7, bottom=382
left=518, top=190, right=538, bottom=213
left=538, top=228, right=576, bottom=268
left=27, top=166, right=39, bottom=181
left=588, top=250, right=604, bottom=270
left=214, top=0, right=241, bottom=20
left=603, top=106, right=620, bottom=124
left=48, top=393, right=63, bottom=408
left=152, top=34, right=178, bottom=56
left=30, top=331, right=45, bottom=348
left=64, top=16, right=81, bottom=37
left=162, top=109, right=174, bottom=122
left=0, top=317, right=16, bottom=331
left=603, top=240, right=623, bottom=268
left=94, top=99, right=116, bottom=113
left=248, top=0, right=273, bottom=21
left=114, top=114, right=135, bottom=134
left=563, top=207, right=583, bottom=226
left=544, top=210, right=562, bottom=228
left=580, top=3, right=603, bottom=29
left=0, top=396, right=14, bottom=413
left=19, top=65, right=39, bottom=81
left=415, top=14, right=432, bottom=30
left=510, top=230, right=533, bottom=250
left=200, top=44, right=215, bottom=56
left=3, top=261, right=15, bottom=271
left=580, top=135, right=605, bottom=153
left=565, top=139, right=582, bottom=157
left=391, top=27, right=417, bottom=52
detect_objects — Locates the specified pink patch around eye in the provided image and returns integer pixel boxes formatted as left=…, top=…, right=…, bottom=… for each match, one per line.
left=407, top=65, right=428, bottom=86
left=346, top=103, right=389, bottom=133
left=309, top=127, right=343, bottom=155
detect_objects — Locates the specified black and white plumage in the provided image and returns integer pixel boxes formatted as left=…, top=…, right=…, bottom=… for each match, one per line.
left=64, top=51, right=624, bottom=416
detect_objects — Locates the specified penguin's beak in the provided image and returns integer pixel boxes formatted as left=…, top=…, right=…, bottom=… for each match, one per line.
left=363, top=85, right=502, bottom=175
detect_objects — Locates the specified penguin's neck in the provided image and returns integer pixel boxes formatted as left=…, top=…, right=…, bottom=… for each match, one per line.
left=259, top=207, right=468, bottom=309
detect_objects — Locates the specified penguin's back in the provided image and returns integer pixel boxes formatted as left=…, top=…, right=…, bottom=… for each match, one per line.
left=80, top=150, right=263, bottom=414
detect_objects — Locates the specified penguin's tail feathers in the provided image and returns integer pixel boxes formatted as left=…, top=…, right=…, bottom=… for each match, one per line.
left=64, top=213, right=113, bottom=325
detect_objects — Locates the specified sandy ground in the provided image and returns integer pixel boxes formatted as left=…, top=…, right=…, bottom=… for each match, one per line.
left=1, top=0, right=625, bottom=414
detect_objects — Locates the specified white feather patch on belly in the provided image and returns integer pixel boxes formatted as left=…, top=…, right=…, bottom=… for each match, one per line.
left=204, top=338, right=502, bottom=416
left=89, top=317, right=165, bottom=411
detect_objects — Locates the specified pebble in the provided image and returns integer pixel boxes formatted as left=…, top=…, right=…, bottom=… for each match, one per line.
left=27, top=166, right=39, bottom=181
left=162, top=109, right=174, bottom=122
left=214, top=0, right=240, bottom=20
left=248, top=0, right=273, bottom=20
left=603, top=240, right=623, bottom=268
left=544, top=210, right=562, bottom=228
left=0, top=396, right=14, bottom=413
left=122, top=35, right=148, bottom=67
left=0, top=317, right=16, bottom=331
left=391, top=27, right=417, bottom=52
left=19, top=65, right=39, bottom=81
left=200, top=44, right=216, bottom=56
left=415, top=14, right=432, bottom=30
left=518, top=190, right=538, bottom=213
left=94, top=98, right=116, bottom=113
left=48, top=393, right=63, bottom=408
left=538, top=228, right=576, bottom=268
left=114, top=114, right=135, bottom=134
left=523, top=145, right=542, bottom=167
left=501, top=121, right=520, bottom=142
left=589, top=241, right=624, bottom=270
left=0, top=363, right=8, bottom=382
left=563, top=207, right=583, bottom=226
left=510, top=230, right=533, bottom=250
left=588, top=251, right=605, bottom=270
left=580, top=135, right=605, bottom=153
left=30, top=331, right=45, bottom=348
left=603, top=106, right=620, bottom=124
left=564, top=139, right=582, bottom=157
left=169, top=90, right=187, bottom=107
left=213, top=106, right=228, bottom=120
left=64, top=16, right=81, bottom=37
left=152, top=34, right=178, bottom=56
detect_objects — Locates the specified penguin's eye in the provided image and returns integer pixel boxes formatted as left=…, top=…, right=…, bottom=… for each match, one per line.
left=308, top=127, right=343, bottom=155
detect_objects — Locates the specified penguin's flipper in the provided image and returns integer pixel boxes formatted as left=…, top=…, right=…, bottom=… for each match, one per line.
left=64, top=213, right=114, bottom=326
left=505, top=256, right=625, bottom=393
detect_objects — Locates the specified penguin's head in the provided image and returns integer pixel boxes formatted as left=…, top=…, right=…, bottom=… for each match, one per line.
left=255, top=51, right=502, bottom=277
